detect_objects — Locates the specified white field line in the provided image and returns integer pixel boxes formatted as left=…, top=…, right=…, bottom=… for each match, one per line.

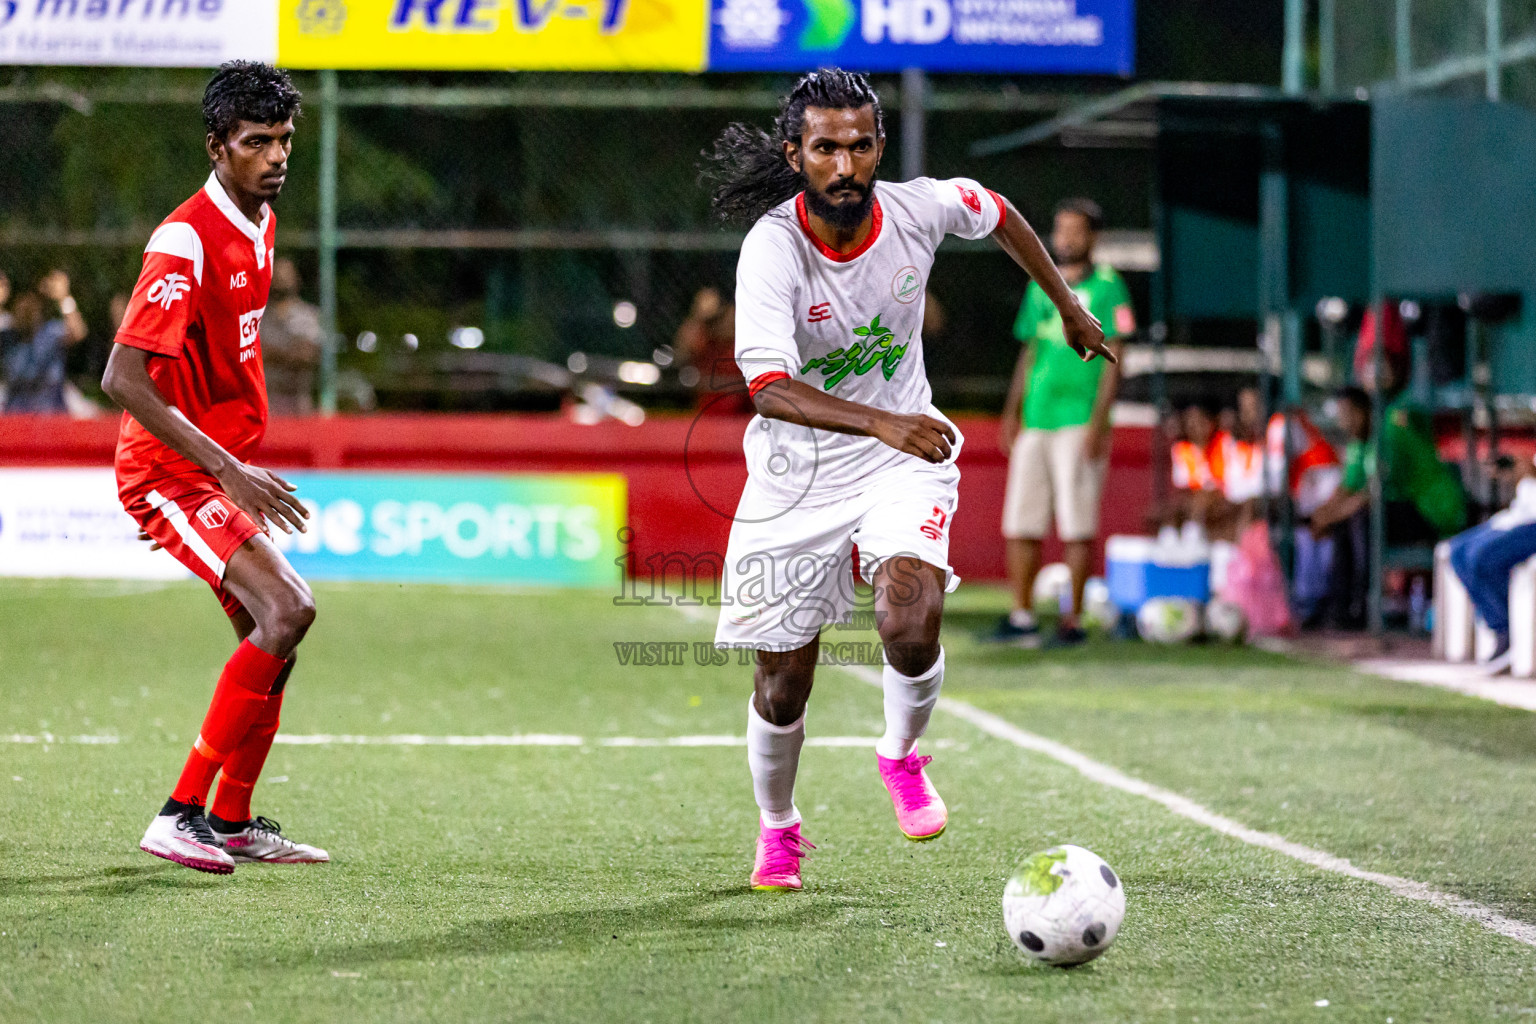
left=834, top=659, right=1536, bottom=949
left=1352, top=658, right=1536, bottom=713
left=270, top=734, right=908, bottom=749
left=2, top=734, right=120, bottom=745
left=0, top=732, right=933, bottom=750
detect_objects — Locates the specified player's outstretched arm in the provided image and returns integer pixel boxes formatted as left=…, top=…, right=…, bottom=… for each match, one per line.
left=989, top=194, right=1114, bottom=365
left=102, top=344, right=309, bottom=535
left=751, top=377, right=956, bottom=464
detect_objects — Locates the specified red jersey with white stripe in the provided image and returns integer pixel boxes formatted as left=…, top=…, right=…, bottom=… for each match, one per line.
left=113, top=173, right=275, bottom=499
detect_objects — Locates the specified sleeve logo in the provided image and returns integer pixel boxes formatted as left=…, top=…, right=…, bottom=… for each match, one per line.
left=957, top=186, right=982, bottom=214
left=145, top=272, right=191, bottom=310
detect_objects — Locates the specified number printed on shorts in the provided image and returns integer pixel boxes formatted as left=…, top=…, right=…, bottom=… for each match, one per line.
left=920, top=505, right=948, bottom=541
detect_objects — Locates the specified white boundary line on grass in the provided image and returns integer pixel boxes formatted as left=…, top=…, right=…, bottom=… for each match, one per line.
left=1352, top=658, right=1536, bottom=713
left=0, top=732, right=942, bottom=750
left=831, top=659, right=1536, bottom=949
left=271, top=734, right=906, bottom=748
left=3, top=733, right=120, bottom=744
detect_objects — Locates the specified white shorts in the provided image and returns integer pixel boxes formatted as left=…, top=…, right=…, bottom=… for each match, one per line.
left=1001, top=425, right=1108, bottom=542
left=714, top=460, right=962, bottom=651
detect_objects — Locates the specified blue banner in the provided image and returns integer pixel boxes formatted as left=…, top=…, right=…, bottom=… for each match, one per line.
left=268, top=472, right=626, bottom=587
left=709, top=0, right=1133, bottom=73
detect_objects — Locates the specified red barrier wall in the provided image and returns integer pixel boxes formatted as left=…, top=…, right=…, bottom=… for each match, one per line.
left=0, top=414, right=1155, bottom=581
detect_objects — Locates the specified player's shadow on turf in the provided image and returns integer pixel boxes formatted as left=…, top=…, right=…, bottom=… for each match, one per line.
left=1366, top=704, right=1536, bottom=765
left=298, top=885, right=842, bottom=967
left=0, top=863, right=212, bottom=898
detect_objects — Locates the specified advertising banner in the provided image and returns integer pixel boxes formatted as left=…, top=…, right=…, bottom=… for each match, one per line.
left=709, top=0, right=1133, bottom=73
left=0, top=0, right=277, bottom=67
left=0, top=468, right=626, bottom=588
left=264, top=471, right=626, bottom=586
left=278, top=0, right=708, bottom=71
left=0, top=468, right=188, bottom=579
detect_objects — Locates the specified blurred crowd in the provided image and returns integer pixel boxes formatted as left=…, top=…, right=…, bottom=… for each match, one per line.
left=0, top=259, right=321, bottom=418
left=1158, top=350, right=1468, bottom=633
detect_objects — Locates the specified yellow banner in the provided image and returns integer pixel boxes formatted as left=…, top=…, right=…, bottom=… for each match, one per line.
left=279, top=0, right=705, bottom=71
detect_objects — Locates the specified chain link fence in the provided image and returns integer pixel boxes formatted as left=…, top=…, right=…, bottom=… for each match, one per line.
left=1332, top=0, right=1536, bottom=104
left=0, top=68, right=1169, bottom=416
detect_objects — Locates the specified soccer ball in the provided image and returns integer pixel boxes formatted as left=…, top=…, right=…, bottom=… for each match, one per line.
left=1204, top=598, right=1248, bottom=643
left=1003, top=844, right=1126, bottom=967
left=1081, top=576, right=1119, bottom=630
left=1136, top=597, right=1202, bottom=644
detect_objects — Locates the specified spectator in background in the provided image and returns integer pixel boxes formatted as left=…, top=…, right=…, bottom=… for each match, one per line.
left=674, top=285, right=748, bottom=415
left=108, top=291, right=131, bottom=334
left=0, top=270, right=13, bottom=331
left=1, top=270, right=87, bottom=413
left=1353, top=300, right=1409, bottom=388
left=1266, top=406, right=1342, bottom=522
left=260, top=257, right=323, bottom=415
left=991, top=198, right=1135, bottom=647
left=1446, top=455, right=1536, bottom=667
left=1311, top=384, right=1466, bottom=627
left=1202, top=386, right=1266, bottom=541
left=1160, top=401, right=1218, bottom=530
left=1266, top=405, right=1342, bottom=623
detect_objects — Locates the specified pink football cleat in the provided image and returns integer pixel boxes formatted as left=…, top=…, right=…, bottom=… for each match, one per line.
left=878, top=749, right=948, bottom=841
left=750, top=821, right=815, bottom=891
left=139, top=805, right=235, bottom=875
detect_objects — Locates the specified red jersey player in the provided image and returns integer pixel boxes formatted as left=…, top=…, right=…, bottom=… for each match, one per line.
left=101, top=62, right=327, bottom=874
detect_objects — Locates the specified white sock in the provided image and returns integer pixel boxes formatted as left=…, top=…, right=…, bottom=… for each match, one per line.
left=1009, top=608, right=1037, bottom=629
left=747, top=696, right=804, bottom=828
left=876, top=646, right=945, bottom=761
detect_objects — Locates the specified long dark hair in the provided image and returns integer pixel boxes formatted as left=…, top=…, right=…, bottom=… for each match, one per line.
left=702, top=69, right=884, bottom=226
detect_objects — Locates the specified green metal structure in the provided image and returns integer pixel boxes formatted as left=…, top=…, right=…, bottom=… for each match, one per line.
left=971, top=60, right=1536, bottom=632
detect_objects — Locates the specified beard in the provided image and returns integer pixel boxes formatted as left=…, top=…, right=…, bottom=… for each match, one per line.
left=1052, top=247, right=1088, bottom=266
left=803, top=176, right=877, bottom=231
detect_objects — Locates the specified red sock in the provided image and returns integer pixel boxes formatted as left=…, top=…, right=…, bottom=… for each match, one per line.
left=170, top=640, right=286, bottom=806
left=210, top=688, right=284, bottom=824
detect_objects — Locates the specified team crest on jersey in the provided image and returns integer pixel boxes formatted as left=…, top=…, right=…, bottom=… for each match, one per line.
left=892, top=266, right=921, bottom=304
left=196, top=499, right=230, bottom=530
left=146, top=272, right=191, bottom=310
left=799, top=313, right=908, bottom=391
left=957, top=185, right=982, bottom=214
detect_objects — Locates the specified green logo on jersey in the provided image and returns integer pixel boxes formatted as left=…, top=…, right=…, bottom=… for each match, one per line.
left=799, top=313, right=909, bottom=391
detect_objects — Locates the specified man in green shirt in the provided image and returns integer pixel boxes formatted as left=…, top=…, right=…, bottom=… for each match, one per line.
left=1310, top=385, right=1466, bottom=627
left=990, top=199, right=1136, bottom=646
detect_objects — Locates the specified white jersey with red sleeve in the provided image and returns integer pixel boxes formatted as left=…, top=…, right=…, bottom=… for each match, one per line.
left=732, top=176, right=1004, bottom=508
left=114, top=172, right=276, bottom=500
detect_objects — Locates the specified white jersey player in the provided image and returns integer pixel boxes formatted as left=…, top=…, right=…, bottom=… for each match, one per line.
left=702, top=69, right=1114, bottom=891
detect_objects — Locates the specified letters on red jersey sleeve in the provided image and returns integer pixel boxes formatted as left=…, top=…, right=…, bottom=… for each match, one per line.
left=929, top=177, right=1006, bottom=241
left=116, top=222, right=204, bottom=358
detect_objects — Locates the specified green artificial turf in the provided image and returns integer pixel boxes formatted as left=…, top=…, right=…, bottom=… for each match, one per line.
left=1, top=578, right=1534, bottom=1023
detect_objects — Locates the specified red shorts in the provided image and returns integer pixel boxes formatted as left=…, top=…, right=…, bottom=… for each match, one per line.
left=122, top=475, right=264, bottom=618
